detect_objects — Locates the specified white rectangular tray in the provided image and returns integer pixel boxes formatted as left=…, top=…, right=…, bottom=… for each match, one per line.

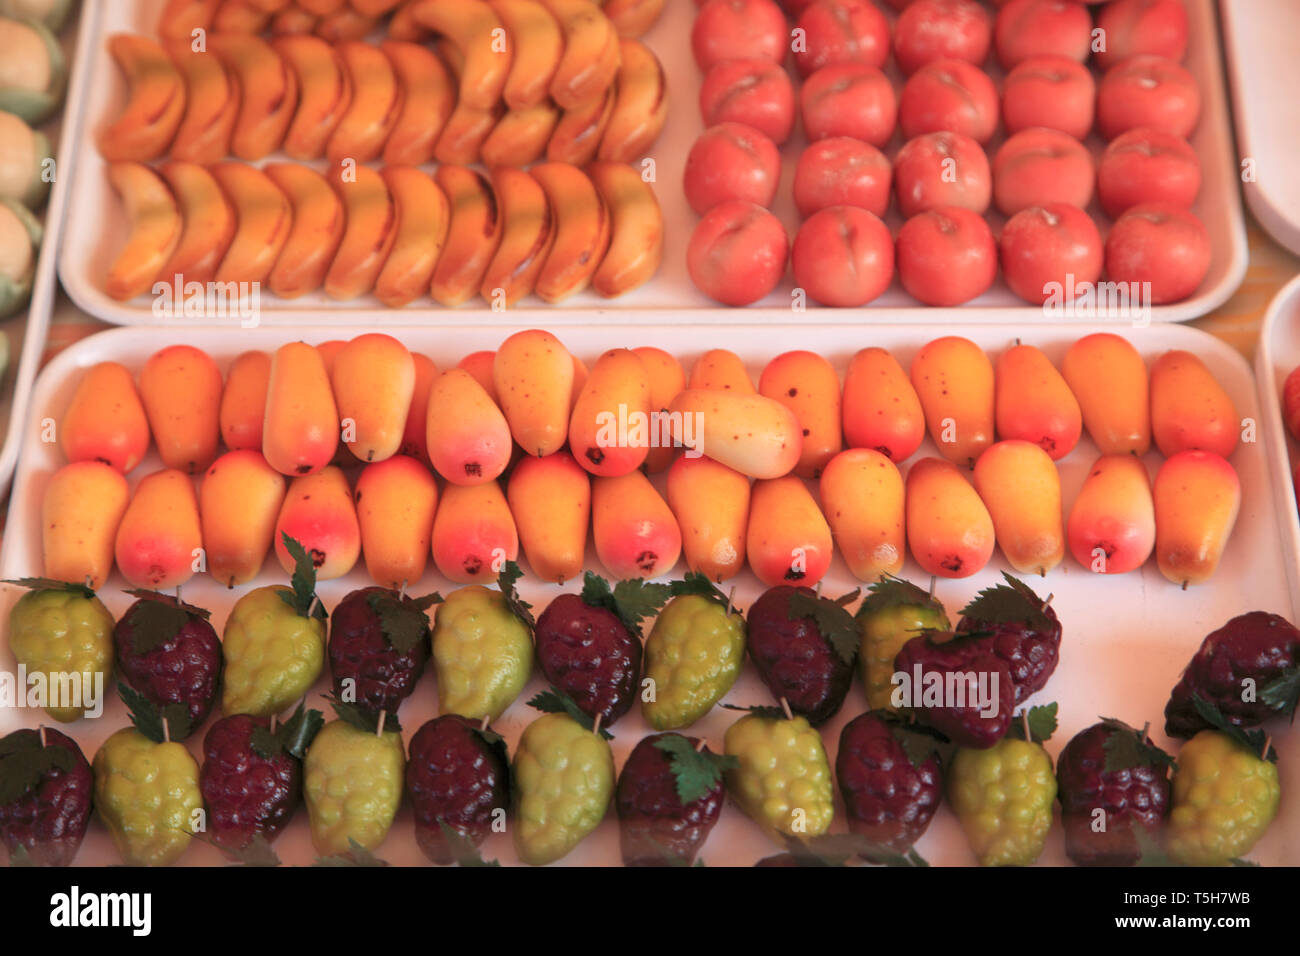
left=55, top=0, right=1245, bottom=325
left=0, top=0, right=98, bottom=499
left=1254, top=275, right=1300, bottom=615
left=1, top=320, right=1294, bottom=866
left=1220, top=0, right=1300, bottom=257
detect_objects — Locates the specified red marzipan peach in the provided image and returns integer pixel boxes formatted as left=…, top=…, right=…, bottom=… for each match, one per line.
left=994, top=0, right=1093, bottom=69
left=893, top=130, right=991, bottom=217
left=793, top=136, right=892, bottom=218
left=1001, top=55, right=1095, bottom=139
left=791, top=205, right=894, bottom=307
left=793, top=0, right=890, bottom=77
left=692, top=0, right=789, bottom=71
left=1097, top=127, right=1200, bottom=219
left=1000, top=203, right=1103, bottom=305
left=683, top=122, right=782, bottom=214
left=898, top=59, right=998, bottom=143
left=688, top=200, right=789, bottom=306
left=893, top=0, right=992, bottom=76
left=992, top=127, right=1094, bottom=216
left=1096, top=54, right=1200, bottom=140
left=1104, top=202, right=1210, bottom=305
left=896, top=207, right=997, bottom=306
left=699, top=58, right=796, bottom=144
left=1094, top=0, right=1189, bottom=71
left=801, top=62, right=897, bottom=146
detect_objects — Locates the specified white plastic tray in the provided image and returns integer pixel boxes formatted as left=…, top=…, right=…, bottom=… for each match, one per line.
left=1254, top=275, right=1300, bottom=615
left=1220, top=0, right=1300, bottom=257
left=56, top=0, right=1245, bottom=325
left=1, top=321, right=1294, bottom=866
left=0, top=0, right=98, bottom=499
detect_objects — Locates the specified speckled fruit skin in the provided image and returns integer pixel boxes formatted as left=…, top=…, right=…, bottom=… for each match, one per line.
left=616, top=733, right=724, bottom=866
left=114, top=595, right=222, bottom=731
left=957, top=604, right=1061, bottom=705
left=745, top=585, right=853, bottom=726
left=329, top=586, right=430, bottom=715
left=222, top=585, right=326, bottom=718
left=1167, top=730, right=1280, bottom=866
left=0, top=728, right=93, bottom=866
left=405, top=715, right=510, bottom=865
left=93, top=727, right=203, bottom=866
left=534, top=593, right=641, bottom=727
left=431, top=585, right=533, bottom=721
left=642, top=594, right=746, bottom=730
left=303, top=719, right=405, bottom=856
left=893, top=631, right=1014, bottom=748
left=856, top=601, right=950, bottom=712
left=724, top=712, right=833, bottom=842
left=948, top=736, right=1056, bottom=866
left=8, top=589, right=115, bottom=722
left=1056, top=722, right=1169, bottom=867
left=1165, top=611, right=1300, bottom=739
left=836, top=712, right=942, bottom=858
left=199, top=714, right=302, bottom=854
left=512, top=712, right=614, bottom=865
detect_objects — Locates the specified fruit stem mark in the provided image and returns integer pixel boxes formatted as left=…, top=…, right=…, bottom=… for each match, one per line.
left=84, top=575, right=93, bottom=591
left=376, top=710, right=386, bottom=737
left=592, top=713, right=603, bottom=738
left=1181, top=580, right=1188, bottom=591
left=928, top=576, right=936, bottom=598
left=270, top=712, right=278, bottom=734
left=694, top=738, right=707, bottom=753
left=1020, top=710, right=1029, bottom=741
left=779, top=697, right=793, bottom=721
left=399, top=579, right=408, bottom=600
left=1044, top=593, right=1055, bottom=607
left=308, top=595, right=322, bottom=618
left=480, top=715, right=490, bottom=732
left=38, top=725, right=46, bottom=748
left=1263, top=735, right=1273, bottom=761
left=162, top=716, right=171, bottom=745
left=725, top=586, right=736, bottom=615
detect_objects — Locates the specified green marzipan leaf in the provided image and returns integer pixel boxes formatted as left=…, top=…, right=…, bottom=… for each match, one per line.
left=472, top=725, right=505, bottom=750
left=278, top=533, right=325, bottom=620
left=958, top=572, right=1051, bottom=630
left=438, top=822, right=500, bottom=867
left=580, top=571, right=672, bottom=637
left=497, top=560, right=535, bottom=631
left=1133, top=827, right=1178, bottom=867
left=878, top=714, right=952, bottom=769
left=651, top=734, right=737, bottom=804
left=1099, top=717, right=1177, bottom=775
left=122, top=592, right=210, bottom=656
left=0, top=735, right=75, bottom=804
left=720, top=702, right=788, bottom=721
left=1258, top=666, right=1300, bottom=720
left=1190, top=694, right=1276, bottom=763
left=787, top=590, right=860, bottom=665
left=4, top=577, right=95, bottom=598
left=1008, top=702, right=1058, bottom=745
left=326, top=694, right=402, bottom=735
left=668, top=571, right=730, bottom=606
left=313, top=838, right=389, bottom=867
left=249, top=703, right=325, bottom=761
left=186, top=829, right=283, bottom=867
left=366, top=591, right=431, bottom=655
left=857, top=574, right=941, bottom=618
left=780, top=833, right=930, bottom=868
left=526, top=689, right=614, bottom=740
left=4, top=844, right=35, bottom=866
left=118, top=682, right=193, bottom=744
